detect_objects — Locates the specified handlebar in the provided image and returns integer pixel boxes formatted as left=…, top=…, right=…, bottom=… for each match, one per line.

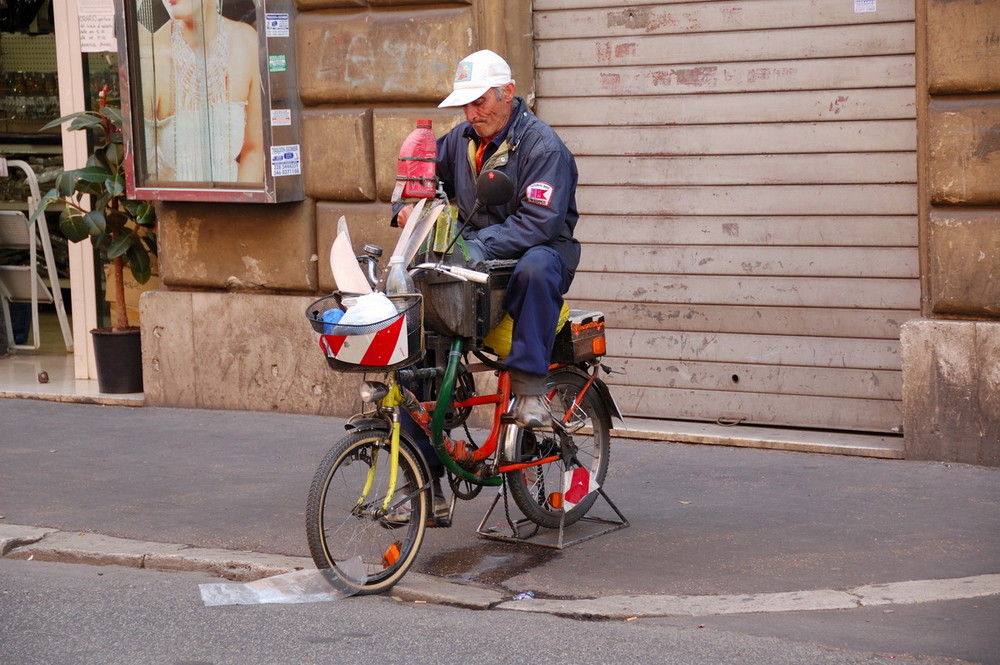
left=413, top=262, right=489, bottom=284
left=397, top=366, right=441, bottom=382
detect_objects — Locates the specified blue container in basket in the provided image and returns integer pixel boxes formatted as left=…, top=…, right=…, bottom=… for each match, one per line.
left=321, top=307, right=344, bottom=333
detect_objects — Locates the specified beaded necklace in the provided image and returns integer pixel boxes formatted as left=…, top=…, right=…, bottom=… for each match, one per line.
left=169, top=17, right=233, bottom=181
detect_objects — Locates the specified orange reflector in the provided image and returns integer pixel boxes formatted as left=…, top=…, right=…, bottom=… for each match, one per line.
left=592, top=337, right=606, bottom=356
left=547, top=492, right=564, bottom=509
left=382, top=542, right=401, bottom=568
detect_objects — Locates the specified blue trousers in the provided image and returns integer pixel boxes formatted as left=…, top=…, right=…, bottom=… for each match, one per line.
left=502, top=245, right=572, bottom=377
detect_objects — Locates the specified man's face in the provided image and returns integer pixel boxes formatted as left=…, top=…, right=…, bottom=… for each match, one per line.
left=464, top=83, right=515, bottom=139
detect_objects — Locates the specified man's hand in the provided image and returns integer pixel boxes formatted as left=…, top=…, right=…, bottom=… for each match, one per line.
left=396, top=203, right=415, bottom=228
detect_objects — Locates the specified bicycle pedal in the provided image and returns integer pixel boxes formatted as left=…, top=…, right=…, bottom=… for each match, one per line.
left=426, top=517, right=452, bottom=528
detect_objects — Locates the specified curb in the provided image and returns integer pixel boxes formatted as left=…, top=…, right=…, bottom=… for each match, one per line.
left=497, top=574, right=1000, bottom=619
left=0, top=523, right=504, bottom=610
left=3, top=524, right=998, bottom=618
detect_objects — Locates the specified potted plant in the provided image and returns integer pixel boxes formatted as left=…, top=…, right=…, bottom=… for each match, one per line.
left=31, top=88, right=157, bottom=393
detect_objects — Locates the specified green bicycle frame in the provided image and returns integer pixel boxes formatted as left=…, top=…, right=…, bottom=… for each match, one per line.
left=429, top=339, right=502, bottom=487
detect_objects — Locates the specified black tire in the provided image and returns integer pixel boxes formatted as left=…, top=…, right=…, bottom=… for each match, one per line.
left=306, top=429, right=428, bottom=595
left=506, top=370, right=611, bottom=529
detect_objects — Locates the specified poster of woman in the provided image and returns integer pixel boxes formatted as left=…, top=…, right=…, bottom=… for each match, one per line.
left=135, top=0, right=264, bottom=185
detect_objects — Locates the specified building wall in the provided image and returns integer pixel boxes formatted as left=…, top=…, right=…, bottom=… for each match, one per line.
left=902, top=0, right=1000, bottom=465
left=138, top=0, right=1000, bottom=465
left=141, top=0, right=532, bottom=414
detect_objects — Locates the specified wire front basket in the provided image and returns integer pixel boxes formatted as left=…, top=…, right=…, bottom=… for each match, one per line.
left=306, top=293, right=423, bottom=372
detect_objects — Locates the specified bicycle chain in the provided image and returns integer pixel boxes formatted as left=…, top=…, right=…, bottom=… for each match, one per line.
left=501, top=474, right=518, bottom=539
left=501, top=470, right=539, bottom=541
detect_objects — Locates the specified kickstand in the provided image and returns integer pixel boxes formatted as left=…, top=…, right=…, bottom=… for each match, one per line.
left=476, top=483, right=629, bottom=550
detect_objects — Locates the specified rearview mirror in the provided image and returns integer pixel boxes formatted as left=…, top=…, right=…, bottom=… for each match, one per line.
left=473, top=170, right=515, bottom=211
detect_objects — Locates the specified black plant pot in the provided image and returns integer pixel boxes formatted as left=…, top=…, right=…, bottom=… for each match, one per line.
left=91, top=328, right=144, bottom=394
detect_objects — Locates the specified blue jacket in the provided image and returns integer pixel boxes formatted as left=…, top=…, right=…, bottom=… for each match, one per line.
left=435, top=97, right=581, bottom=277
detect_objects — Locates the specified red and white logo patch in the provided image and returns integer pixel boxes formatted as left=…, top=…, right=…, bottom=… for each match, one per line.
left=525, top=182, right=554, bottom=207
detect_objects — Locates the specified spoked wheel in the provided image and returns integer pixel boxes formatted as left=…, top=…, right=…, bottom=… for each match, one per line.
left=506, top=370, right=611, bottom=529
left=306, top=430, right=428, bottom=595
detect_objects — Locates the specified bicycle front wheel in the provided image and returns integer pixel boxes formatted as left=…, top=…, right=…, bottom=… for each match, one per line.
left=306, top=429, right=428, bottom=595
left=506, top=370, right=612, bottom=529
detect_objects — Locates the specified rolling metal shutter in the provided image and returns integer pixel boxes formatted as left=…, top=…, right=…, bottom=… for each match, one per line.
left=533, top=0, right=918, bottom=433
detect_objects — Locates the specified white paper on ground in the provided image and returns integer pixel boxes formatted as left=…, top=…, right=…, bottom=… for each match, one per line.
left=199, top=558, right=367, bottom=606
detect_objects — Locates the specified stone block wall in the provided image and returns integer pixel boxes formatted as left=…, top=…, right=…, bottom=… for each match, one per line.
left=903, top=0, right=1000, bottom=463
left=142, top=1, right=532, bottom=414
left=901, top=321, right=1000, bottom=466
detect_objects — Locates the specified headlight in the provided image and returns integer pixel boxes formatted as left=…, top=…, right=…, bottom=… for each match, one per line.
left=359, top=381, right=389, bottom=403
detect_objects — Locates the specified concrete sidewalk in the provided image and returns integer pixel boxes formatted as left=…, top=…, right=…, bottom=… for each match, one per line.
left=1, top=398, right=998, bottom=616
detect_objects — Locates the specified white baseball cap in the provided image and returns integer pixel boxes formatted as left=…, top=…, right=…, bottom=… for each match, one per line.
left=438, top=50, right=514, bottom=108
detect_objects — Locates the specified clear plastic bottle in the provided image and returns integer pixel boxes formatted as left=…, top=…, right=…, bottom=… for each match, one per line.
left=384, top=256, right=415, bottom=295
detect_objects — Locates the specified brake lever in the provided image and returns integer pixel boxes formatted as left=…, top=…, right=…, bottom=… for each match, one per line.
left=413, top=263, right=489, bottom=284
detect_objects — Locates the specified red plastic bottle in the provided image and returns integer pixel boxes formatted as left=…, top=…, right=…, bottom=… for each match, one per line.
left=395, top=120, right=437, bottom=199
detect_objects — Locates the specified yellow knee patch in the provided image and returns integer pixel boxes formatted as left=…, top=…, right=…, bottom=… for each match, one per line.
left=482, top=301, right=570, bottom=359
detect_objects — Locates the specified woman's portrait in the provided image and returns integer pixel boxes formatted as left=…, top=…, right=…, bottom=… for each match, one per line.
left=136, top=0, right=264, bottom=185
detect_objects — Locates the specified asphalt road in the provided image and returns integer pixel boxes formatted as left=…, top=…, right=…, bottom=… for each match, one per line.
left=1, top=398, right=998, bottom=664
left=2, top=400, right=997, bottom=599
left=2, top=558, right=990, bottom=665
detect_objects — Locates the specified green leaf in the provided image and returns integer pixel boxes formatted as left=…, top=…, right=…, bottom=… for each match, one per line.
left=68, top=114, right=105, bottom=133
left=126, top=243, right=152, bottom=284
left=105, top=141, right=124, bottom=168
left=39, top=110, right=98, bottom=132
left=58, top=210, right=91, bottom=242
left=83, top=209, right=107, bottom=235
left=123, top=200, right=156, bottom=226
left=68, top=165, right=113, bottom=184
left=28, top=189, right=62, bottom=225
left=99, top=105, right=123, bottom=128
left=55, top=172, right=78, bottom=197
left=104, top=173, right=125, bottom=198
left=107, top=230, right=133, bottom=259
left=108, top=206, right=133, bottom=229
left=92, top=192, right=113, bottom=213
left=60, top=165, right=112, bottom=198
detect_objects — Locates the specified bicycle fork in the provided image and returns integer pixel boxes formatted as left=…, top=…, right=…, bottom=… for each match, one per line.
left=354, top=384, right=419, bottom=517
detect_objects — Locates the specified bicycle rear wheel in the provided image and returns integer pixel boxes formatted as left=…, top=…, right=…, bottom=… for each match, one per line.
left=306, top=429, right=428, bottom=595
left=506, top=370, right=611, bottom=529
